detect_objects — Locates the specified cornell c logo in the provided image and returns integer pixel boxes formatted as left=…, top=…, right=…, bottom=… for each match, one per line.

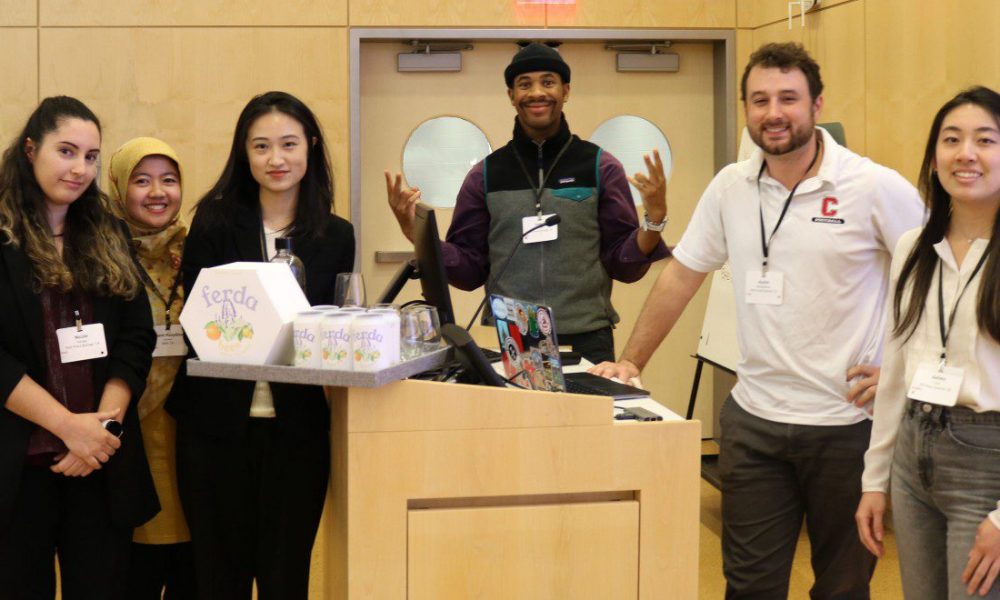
left=821, top=197, right=839, bottom=217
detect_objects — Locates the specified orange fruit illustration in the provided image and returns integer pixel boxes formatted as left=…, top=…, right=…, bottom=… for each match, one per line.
left=205, top=322, right=222, bottom=341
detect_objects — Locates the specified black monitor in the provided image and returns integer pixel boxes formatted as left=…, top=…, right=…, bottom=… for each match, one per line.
left=411, top=203, right=456, bottom=326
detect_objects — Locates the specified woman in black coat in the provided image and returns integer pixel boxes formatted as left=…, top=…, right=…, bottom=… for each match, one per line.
left=0, top=97, right=158, bottom=599
left=172, top=91, right=354, bottom=600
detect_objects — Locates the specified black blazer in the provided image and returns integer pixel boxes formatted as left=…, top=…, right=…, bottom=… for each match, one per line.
left=0, top=236, right=159, bottom=532
left=170, top=206, right=356, bottom=439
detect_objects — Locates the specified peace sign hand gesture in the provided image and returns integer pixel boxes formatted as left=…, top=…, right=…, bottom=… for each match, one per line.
left=627, top=149, right=668, bottom=224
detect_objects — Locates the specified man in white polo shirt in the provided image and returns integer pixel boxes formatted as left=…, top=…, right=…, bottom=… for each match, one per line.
left=592, top=43, right=924, bottom=598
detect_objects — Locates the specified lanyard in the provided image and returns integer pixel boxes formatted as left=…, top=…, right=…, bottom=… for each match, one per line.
left=259, top=219, right=269, bottom=261
left=510, top=136, right=574, bottom=216
left=756, top=136, right=821, bottom=272
left=936, top=249, right=989, bottom=366
left=137, top=264, right=183, bottom=330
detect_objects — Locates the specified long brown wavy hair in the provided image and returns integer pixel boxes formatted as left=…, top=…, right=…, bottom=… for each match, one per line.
left=894, top=86, right=1000, bottom=343
left=0, top=96, right=141, bottom=297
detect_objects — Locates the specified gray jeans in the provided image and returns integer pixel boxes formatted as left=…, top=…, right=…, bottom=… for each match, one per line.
left=718, top=396, right=875, bottom=599
left=891, top=401, right=1000, bottom=599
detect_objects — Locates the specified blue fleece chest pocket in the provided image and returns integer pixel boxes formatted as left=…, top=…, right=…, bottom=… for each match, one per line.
left=550, top=187, right=594, bottom=202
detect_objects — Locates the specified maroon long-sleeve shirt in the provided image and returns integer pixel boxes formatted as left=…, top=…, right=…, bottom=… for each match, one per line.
left=442, top=153, right=669, bottom=291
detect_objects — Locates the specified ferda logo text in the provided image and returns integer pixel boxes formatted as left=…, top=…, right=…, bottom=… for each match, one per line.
left=200, top=284, right=257, bottom=353
left=201, top=285, right=259, bottom=311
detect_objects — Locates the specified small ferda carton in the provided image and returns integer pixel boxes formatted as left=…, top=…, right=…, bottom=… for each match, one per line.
left=179, top=262, right=309, bottom=365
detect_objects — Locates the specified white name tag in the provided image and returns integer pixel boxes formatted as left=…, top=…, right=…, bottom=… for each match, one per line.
left=153, top=324, right=188, bottom=357
left=522, top=215, right=559, bottom=244
left=745, top=271, right=784, bottom=305
left=907, top=362, right=964, bottom=407
left=56, top=323, right=108, bottom=363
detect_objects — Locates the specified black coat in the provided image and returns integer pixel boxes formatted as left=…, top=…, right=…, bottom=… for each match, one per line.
left=0, top=236, right=159, bottom=532
left=170, top=206, right=355, bottom=439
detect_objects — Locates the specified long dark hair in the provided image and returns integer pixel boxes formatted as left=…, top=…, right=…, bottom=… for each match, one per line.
left=194, top=91, right=333, bottom=240
left=894, top=86, right=1000, bottom=343
left=0, top=96, right=141, bottom=296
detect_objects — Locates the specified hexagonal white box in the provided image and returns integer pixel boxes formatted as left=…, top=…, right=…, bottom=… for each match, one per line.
left=180, top=262, right=309, bottom=365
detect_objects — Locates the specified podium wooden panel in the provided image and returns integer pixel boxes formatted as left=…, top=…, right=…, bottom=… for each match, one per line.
left=408, top=501, right=639, bottom=599
left=323, top=379, right=700, bottom=599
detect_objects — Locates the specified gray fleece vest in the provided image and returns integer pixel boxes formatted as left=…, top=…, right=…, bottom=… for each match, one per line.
left=483, top=128, right=618, bottom=335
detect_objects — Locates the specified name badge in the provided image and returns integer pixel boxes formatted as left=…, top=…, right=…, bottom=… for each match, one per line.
left=907, top=362, right=964, bottom=407
left=745, top=271, right=784, bottom=305
left=56, top=323, right=108, bottom=363
left=522, top=215, right=559, bottom=244
left=153, top=324, right=188, bottom=357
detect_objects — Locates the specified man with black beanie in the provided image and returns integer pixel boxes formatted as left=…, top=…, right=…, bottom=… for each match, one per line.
left=386, top=42, right=669, bottom=363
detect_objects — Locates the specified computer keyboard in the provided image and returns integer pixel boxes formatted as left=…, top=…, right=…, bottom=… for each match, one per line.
left=563, top=372, right=650, bottom=399
left=564, top=378, right=600, bottom=395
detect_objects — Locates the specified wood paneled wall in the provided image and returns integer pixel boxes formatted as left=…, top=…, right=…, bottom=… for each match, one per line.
left=0, top=28, right=37, bottom=139
left=0, top=0, right=35, bottom=26
left=39, top=27, right=349, bottom=219
left=738, top=0, right=852, bottom=29
left=742, top=0, right=1000, bottom=184
left=548, top=0, right=734, bottom=28
left=350, top=0, right=542, bottom=26
left=40, top=0, right=347, bottom=26
left=6, top=1, right=1000, bottom=214
left=866, top=0, right=1000, bottom=182
left=2, top=0, right=735, bottom=222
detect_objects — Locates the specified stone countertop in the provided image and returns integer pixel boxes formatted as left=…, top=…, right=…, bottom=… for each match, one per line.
left=187, top=347, right=451, bottom=388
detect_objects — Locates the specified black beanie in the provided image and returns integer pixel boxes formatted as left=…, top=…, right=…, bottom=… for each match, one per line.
left=504, top=43, right=571, bottom=88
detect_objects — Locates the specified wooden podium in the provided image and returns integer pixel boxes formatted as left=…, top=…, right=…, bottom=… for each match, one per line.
left=320, top=379, right=701, bottom=599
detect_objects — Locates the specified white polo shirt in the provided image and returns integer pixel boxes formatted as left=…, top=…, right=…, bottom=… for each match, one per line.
left=673, top=127, right=924, bottom=425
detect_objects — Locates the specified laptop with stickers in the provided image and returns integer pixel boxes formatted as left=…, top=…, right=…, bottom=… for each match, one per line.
left=489, top=294, right=649, bottom=399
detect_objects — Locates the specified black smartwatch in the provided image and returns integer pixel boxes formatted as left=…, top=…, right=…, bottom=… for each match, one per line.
left=101, top=418, right=124, bottom=439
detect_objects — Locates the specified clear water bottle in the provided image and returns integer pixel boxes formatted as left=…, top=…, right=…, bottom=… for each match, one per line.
left=271, top=237, right=306, bottom=291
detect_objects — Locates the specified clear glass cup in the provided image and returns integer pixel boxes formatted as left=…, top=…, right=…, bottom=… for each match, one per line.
left=401, top=304, right=441, bottom=357
left=334, top=272, right=366, bottom=307
left=400, top=310, right=423, bottom=361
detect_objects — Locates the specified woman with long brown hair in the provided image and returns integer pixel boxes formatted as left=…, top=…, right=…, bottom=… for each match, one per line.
left=0, top=96, right=158, bottom=599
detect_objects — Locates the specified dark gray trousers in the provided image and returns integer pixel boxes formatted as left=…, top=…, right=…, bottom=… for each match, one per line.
left=558, top=326, right=615, bottom=364
left=176, top=419, right=329, bottom=600
left=718, top=396, right=875, bottom=599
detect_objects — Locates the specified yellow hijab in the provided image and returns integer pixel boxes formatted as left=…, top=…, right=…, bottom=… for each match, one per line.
left=107, top=137, right=187, bottom=419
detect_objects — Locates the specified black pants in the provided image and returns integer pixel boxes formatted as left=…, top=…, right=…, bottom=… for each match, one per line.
left=559, top=326, right=615, bottom=364
left=176, top=419, right=329, bottom=600
left=0, top=465, right=132, bottom=600
left=718, top=396, right=875, bottom=599
left=127, top=542, right=197, bottom=600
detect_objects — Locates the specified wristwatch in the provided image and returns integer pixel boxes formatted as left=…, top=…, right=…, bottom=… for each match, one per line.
left=102, top=418, right=124, bottom=439
left=642, top=212, right=668, bottom=232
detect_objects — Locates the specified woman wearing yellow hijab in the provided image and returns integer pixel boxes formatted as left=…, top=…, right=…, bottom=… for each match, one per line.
left=107, top=137, right=194, bottom=599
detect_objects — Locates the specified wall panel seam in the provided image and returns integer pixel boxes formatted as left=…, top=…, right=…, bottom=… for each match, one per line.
left=36, top=0, right=40, bottom=103
left=750, top=0, right=861, bottom=31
